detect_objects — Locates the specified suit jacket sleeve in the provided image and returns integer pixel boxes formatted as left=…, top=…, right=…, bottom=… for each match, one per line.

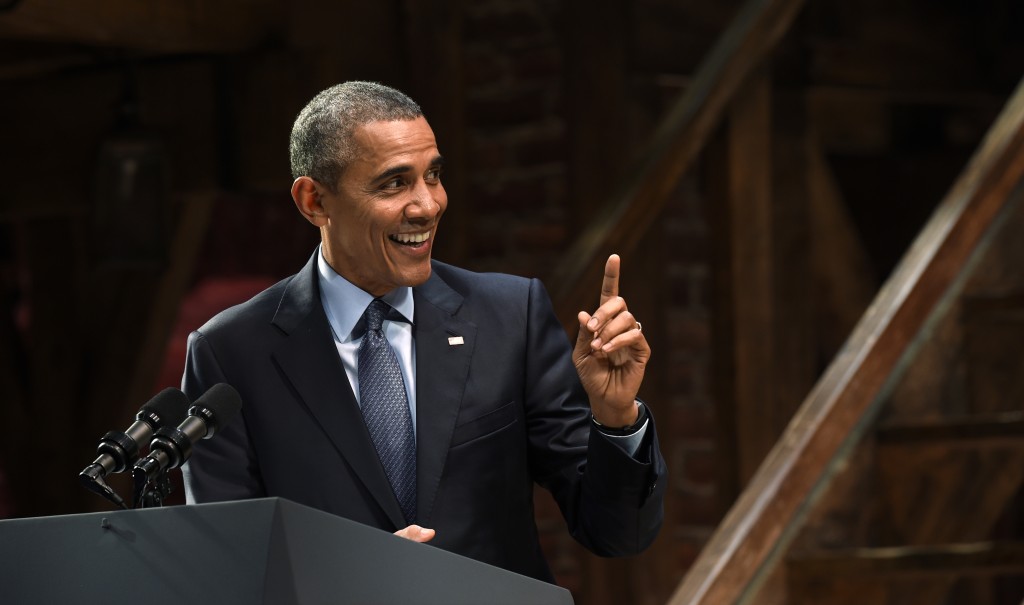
left=181, top=330, right=267, bottom=503
left=523, top=278, right=666, bottom=556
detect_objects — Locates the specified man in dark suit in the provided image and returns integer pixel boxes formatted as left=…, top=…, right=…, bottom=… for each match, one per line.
left=182, top=81, right=666, bottom=582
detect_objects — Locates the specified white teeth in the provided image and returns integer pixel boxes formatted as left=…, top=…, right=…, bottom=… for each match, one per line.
left=392, top=232, right=430, bottom=244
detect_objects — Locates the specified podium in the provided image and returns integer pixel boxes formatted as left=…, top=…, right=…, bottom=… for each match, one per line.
left=0, top=497, right=573, bottom=604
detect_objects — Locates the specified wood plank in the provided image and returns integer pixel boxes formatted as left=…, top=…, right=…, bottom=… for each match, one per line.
left=806, top=136, right=877, bottom=353
left=877, top=412, right=1024, bottom=447
left=548, top=0, right=809, bottom=329
left=0, top=0, right=280, bottom=53
left=789, top=541, right=1024, bottom=579
left=727, top=69, right=776, bottom=484
left=668, top=76, right=1024, bottom=605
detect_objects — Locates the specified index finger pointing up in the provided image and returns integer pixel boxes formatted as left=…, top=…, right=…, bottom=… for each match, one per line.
left=600, top=254, right=621, bottom=306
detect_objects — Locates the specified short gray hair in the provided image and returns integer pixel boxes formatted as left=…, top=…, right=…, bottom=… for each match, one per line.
left=289, top=81, right=423, bottom=189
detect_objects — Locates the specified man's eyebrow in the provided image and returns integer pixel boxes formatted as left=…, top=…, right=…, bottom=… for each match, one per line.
left=371, top=155, right=445, bottom=183
left=371, top=164, right=413, bottom=183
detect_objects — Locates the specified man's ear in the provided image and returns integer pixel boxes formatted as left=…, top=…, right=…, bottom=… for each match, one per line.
left=291, top=176, right=328, bottom=226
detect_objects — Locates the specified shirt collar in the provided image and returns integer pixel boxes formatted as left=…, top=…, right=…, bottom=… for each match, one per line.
left=316, top=246, right=414, bottom=342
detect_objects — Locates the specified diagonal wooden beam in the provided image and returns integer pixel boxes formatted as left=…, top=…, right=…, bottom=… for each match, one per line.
left=549, top=0, right=807, bottom=324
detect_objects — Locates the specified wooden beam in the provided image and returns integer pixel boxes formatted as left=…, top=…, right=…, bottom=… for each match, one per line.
left=726, top=69, right=776, bottom=485
left=789, top=541, right=1024, bottom=579
left=549, top=0, right=808, bottom=328
left=877, top=412, right=1024, bottom=448
left=668, top=76, right=1024, bottom=605
left=0, top=0, right=280, bottom=53
left=806, top=136, right=878, bottom=353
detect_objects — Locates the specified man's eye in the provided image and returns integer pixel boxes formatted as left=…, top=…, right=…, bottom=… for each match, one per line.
left=425, top=168, right=442, bottom=182
left=382, top=178, right=403, bottom=190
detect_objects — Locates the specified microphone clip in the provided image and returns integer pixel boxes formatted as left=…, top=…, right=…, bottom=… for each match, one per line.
left=131, top=426, right=191, bottom=508
left=132, top=465, right=174, bottom=509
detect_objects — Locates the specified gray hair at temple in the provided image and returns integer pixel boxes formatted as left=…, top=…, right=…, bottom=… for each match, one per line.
left=289, top=81, right=423, bottom=190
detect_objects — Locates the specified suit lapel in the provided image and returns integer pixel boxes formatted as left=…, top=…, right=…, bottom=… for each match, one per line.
left=413, top=269, right=477, bottom=526
left=270, top=254, right=407, bottom=528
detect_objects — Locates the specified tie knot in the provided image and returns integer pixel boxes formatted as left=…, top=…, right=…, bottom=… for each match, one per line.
left=363, top=299, right=389, bottom=333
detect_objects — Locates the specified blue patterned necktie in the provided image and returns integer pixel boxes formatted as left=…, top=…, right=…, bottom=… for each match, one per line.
left=358, top=299, right=416, bottom=525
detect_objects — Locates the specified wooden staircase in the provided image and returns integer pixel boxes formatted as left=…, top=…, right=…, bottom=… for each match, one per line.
left=672, top=76, right=1024, bottom=604
left=778, top=211, right=1024, bottom=604
left=667, top=76, right=1024, bottom=603
left=545, top=0, right=1024, bottom=602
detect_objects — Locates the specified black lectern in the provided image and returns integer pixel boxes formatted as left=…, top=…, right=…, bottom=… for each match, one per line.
left=0, top=497, right=573, bottom=604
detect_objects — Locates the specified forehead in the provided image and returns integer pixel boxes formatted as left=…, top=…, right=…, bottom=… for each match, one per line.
left=348, top=117, right=439, bottom=168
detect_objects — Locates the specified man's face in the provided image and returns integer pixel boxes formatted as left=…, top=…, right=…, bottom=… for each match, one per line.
left=317, top=117, right=447, bottom=296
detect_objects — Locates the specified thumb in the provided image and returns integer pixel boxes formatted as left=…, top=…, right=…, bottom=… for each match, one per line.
left=394, top=524, right=436, bottom=543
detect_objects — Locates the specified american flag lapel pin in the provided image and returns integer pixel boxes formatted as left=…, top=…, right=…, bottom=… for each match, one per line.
left=447, top=335, right=464, bottom=346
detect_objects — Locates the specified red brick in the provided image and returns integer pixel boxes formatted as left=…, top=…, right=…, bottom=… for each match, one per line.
left=672, top=491, right=724, bottom=526
left=463, top=48, right=509, bottom=88
left=512, top=131, right=566, bottom=167
left=668, top=275, right=692, bottom=309
left=511, top=46, right=565, bottom=80
left=469, top=178, right=550, bottom=213
left=681, top=444, right=718, bottom=487
left=465, top=219, right=508, bottom=260
left=662, top=224, right=709, bottom=265
left=665, top=359, right=699, bottom=395
left=468, top=136, right=511, bottom=172
left=467, top=86, right=551, bottom=126
left=513, top=221, right=567, bottom=250
left=667, top=312, right=711, bottom=352
left=464, top=8, right=545, bottom=44
left=668, top=402, right=716, bottom=440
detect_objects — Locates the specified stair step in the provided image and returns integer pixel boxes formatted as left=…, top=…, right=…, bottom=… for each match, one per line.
left=876, top=412, right=1024, bottom=448
left=789, top=541, right=1024, bottom=579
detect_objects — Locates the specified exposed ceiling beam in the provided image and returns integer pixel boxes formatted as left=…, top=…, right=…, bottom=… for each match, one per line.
left=0, top=0, right=282, bottom=53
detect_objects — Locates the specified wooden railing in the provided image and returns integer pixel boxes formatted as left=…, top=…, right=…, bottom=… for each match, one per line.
left=667, top=77, right=1024, bottom=604
left=549, top=0, right=807, bottom=321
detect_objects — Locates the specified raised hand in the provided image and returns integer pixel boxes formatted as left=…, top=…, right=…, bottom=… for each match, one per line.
left=572, top=254, right=650, bottom=427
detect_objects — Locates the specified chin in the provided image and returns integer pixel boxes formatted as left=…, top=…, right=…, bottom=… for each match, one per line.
left=402, top=266, right=433, bottom=287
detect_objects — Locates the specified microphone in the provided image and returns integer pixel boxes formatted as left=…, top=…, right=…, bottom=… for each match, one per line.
left=79, top=388, right=191, bottom=508
left=132, top=383, right=242, bottom=503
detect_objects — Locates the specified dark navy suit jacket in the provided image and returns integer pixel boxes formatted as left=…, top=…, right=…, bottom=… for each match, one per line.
left=182, top=253, right=666, bottom=581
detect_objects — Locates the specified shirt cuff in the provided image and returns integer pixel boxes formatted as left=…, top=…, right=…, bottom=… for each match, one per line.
left=592, top=401, right=649, bottom=458
left=598, top=419, right=649, bottom=457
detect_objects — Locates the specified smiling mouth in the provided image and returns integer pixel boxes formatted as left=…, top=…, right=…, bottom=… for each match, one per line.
left=389, top=231, right=431, bottom=246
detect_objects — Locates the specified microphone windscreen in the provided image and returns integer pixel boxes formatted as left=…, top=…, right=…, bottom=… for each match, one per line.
left=190, top=383, right=243, bottom=431
left=141, top=388, right=191, bottom=427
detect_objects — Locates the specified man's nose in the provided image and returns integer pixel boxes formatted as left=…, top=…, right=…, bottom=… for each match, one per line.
left=405, top=185, right=442, bottom=220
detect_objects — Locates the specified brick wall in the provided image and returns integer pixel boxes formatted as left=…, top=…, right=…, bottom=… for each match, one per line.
left=453, top=2, right=727, bottom=601
left=460, top=0, right=570, bottom=276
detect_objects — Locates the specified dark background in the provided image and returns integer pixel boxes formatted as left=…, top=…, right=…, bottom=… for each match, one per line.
left=1, top=1, right=1021, bottom=603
